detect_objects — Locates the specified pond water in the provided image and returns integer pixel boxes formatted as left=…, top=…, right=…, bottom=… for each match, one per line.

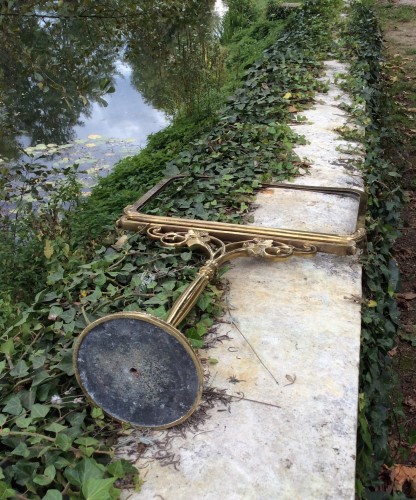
left=73, top=62, right=168, bottom=143
left=0, top=0, right=226, bottom=197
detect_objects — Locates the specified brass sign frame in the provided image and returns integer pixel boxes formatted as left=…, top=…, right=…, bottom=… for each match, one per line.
left=117, top=175, right=367, bottom=256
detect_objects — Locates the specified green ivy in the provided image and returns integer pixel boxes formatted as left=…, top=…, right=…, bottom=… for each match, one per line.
left=342, top=2, right=404, bottom=496
left=0, top=1, right=344, bottom=496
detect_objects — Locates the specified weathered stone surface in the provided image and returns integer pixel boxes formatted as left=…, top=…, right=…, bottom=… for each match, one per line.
left=121, top=60, right=362, bottom=500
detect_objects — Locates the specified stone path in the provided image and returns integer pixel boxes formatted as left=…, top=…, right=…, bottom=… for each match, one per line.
left=120, top=52, right=364, bottom=500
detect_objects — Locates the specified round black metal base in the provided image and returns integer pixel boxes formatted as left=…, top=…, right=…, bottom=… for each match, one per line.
left=74, top=312, right=203, bottom=429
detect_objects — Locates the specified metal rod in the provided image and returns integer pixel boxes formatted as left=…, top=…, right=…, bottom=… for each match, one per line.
left=152, top=229, right=317, bottom=328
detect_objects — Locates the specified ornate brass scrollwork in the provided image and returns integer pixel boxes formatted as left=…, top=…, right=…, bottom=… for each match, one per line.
left=147, top=227, right=316, bottom=327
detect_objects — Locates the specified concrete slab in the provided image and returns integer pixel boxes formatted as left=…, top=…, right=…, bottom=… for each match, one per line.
left=120, top=61, right=363, bottom=500
left=290, top=60, right=364, bottom=190
left=254, top=187, right=359, bottom=234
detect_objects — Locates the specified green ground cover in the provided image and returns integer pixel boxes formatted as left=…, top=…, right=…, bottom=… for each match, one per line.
left=341, top=2, right=415, bottom=497
left=0, top=1, right=346, bottom=497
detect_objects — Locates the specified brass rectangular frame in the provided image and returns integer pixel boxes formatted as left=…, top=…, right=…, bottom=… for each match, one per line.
left=117, top=176, right=367, bottom=256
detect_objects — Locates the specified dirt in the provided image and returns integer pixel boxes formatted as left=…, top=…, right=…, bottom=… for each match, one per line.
left=387, top=26, right=416, bottom=47
left=383, top=0, right=416, bottom=6
left=378, top=0, right=416, bottom=474
left=394, top=0, right=416, bottom=5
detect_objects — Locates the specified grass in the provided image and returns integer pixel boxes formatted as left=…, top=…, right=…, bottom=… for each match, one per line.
left=373, top=3, right=416, bottom=133
left=377, top=4, right=416, bottom=23
left=222, top=18, right=286, bottom=93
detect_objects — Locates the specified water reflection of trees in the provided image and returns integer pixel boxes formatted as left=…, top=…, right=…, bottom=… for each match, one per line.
left=0, top=1, right=224, bottom=157
left=126, top=1, right=224, bottom=116
left=0, top=8, right=121, bottom=155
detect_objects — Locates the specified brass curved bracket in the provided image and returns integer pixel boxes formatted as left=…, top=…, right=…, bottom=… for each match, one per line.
left=148, top=227, right=316, bottom=327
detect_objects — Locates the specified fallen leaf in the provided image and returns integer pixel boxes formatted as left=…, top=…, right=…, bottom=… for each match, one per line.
left=404, top=396, right=416, bottom=409
left=407, top=108, right=416, bottom=113
left=288, top=106, right=298, bottom=113
left=388, top=464, right=416, bottom=497
left=283, top=92, right=292, bottom=100
left=388, top=346, right=398, bottom=358
left=44, top=239, right=54, bottom=260
left=113, top=235, right=128, bottom=249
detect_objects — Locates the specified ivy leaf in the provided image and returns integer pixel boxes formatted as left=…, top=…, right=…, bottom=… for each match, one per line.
left=10, top=360, right=29, bottom=378
left=64, top=458, right=104, bottom=487
left=106, top=460, right=137, bottom=479
left=31, top=353, right=46, bottom=370
left=180, top=252, right=192, bottom=262
left=55, top=433, right=73, bottom=451
left=11, top=442, right=30, bottom=458
left=74, top=437, right=101, bottom=457
left=0, top=481, right=15, bottom=499
left=82, top=478, right=117, bottom=500
left=33, top=465, right=56, bottom=486
left=144, top=294, right=168, bottom=305
left=3, top=396, right=23, bottom=416
left=91, top=407, right=104, bottom=419
left=82, top=287, right=102, bottom=303
left=44, top=422, right=68, bottom=434
left=121, top=263, right=136, bottom=273
left=56, top=350, right=75, bottom=375
left=10, top=461, right=38, bottom=487
left=47, top=266, right=64, bottom=284
left=60, top=308, right=76, bottom=323
left=0, top=339, right=14, bottom=355
left=31, top=404, right=51, bottom=419
left=42, top=490, right=62, bottom=500
left=48, top=305, right=63, bottom=321
left=31, top=370, right=51, bottom=387
left=161, top=281, right=176, bottom=291
left=15, top=417, right=33, bottom=429
left=197, top=294, right=211, bottom=312
left=43, top=291, right=60, bottom=302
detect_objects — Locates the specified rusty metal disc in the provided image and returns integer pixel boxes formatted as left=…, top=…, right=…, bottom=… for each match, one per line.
left=73, top=312, right=203, bottom=429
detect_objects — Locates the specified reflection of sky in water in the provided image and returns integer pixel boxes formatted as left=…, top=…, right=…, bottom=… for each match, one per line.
left=214, top=0, right=228, bottom=17
left=7, top=1, right=228, bottom=194
left=74, top=62, right=169, bottom=145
